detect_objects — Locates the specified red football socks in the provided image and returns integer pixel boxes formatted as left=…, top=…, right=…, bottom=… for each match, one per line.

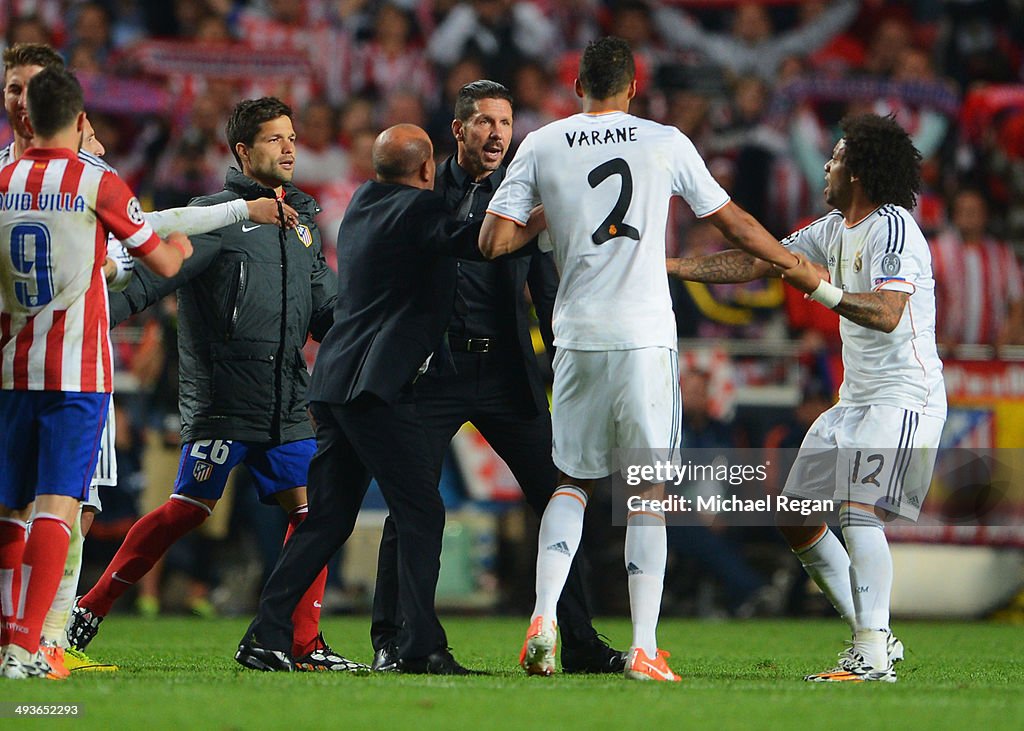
left=0, top=517, right=27, bottom=647
left=7, top=515, right=70, bottom=654
left=285, top=506, right=327, bottom=658
left=80, top=496, right=209, bottom=617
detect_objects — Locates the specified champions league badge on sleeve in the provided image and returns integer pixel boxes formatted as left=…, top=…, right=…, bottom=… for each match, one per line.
left=881, top=252, right=901, bottom=276
left=296, top=224, right=313, bottom=248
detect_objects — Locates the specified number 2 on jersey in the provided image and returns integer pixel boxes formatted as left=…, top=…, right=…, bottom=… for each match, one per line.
left=9, top=222, right=55, bottom=307
left=588, top=158, right=640, bottom=245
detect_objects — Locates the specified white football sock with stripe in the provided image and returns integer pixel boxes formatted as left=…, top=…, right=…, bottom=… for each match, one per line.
left=531, top=486, right=588, bottom=625
left=842, top=512, right=892, bottom=637
left=625, top=509, right=667, bottom=657
left=41, top=507, right=84, bottom=647
left=792, top=527, right=856, bottom=631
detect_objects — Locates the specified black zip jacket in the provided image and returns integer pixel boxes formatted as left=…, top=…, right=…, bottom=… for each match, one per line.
left=110, top=168, right=336, bottom=444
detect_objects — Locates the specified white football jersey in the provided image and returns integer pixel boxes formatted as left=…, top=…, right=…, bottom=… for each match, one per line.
left=783, top=205, right=946, bottom=418
left=488, top=111, right=729, bottom=350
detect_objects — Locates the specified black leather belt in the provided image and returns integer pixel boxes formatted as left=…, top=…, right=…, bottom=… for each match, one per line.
left=449, top=336, right=492, bottom=353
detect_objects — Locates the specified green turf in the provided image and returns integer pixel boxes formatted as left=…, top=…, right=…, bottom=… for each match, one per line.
left=3, top=617, right=1022, bottom=730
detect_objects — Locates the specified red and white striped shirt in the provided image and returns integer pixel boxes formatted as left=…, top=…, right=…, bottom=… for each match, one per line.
left=930, top=231, right=1024, bottom=346
left=0, top=147, right=159, bottom=393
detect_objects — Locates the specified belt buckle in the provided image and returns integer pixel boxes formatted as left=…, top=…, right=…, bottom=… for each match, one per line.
left=467, top=337, right=490, bottom=353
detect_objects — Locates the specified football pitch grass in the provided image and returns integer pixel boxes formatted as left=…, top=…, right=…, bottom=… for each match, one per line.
left=3, top=617, right=1021, bottom=730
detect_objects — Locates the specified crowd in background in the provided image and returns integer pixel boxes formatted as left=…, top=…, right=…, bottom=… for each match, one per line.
left=4, top=0, right=1023, bottom=617
left=4, top=0, right=1022, bottom=350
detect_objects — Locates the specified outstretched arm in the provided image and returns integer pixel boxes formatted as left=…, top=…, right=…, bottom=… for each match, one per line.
left=667, top=250, right=775, bottom=283
left=135, top=231, right=192, bottom=278
left=144, top=198, right=296, bottom=237
left=479, top=206, right=546, bottom=259
left=779, top=257, right=910, bottom=333
left=705, top=201, right=799, bottom=270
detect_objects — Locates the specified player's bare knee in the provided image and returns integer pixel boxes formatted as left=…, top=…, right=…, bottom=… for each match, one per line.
left=80, top=508, right=97, bottom=535
left=779, top=521, right=827, bottom=551
left=274, top=486, right=307, bottom=513
left=839, top=502, right=886, bottom=530
left=556, top=474, right=597, bottom=500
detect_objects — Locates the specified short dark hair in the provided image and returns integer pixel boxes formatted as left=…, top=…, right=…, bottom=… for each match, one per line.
left=3, top=42, right=64, bottom=75
left=840, top=114, right=922, bottom=210
left=578, top=36, right=635, bottom=100
left=226, top=97, right=292, bottom=166
left=454, top=79, right=513, bottom=121
left=26, top=66, right=82, bottom=138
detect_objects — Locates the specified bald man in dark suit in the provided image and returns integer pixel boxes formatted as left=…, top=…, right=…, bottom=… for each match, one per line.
left=236, top=124, right=542, bottom=675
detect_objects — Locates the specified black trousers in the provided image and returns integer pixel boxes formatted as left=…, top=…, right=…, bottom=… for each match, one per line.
left=370, top=348, right=600, bottom=651
left=247, top=395, right=447, bottom=660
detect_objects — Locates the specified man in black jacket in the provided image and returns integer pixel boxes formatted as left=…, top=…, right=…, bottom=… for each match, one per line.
left=236, top=124, right=543, bottom=674
left=68, top=98, right=363, bottom=672
left=370, top=80, right=626, bottom=674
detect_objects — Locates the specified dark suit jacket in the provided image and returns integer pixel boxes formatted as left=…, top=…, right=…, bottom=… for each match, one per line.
left=308, top=180, right=478, bottom=406
left=435, top=157, right=558, bottom=415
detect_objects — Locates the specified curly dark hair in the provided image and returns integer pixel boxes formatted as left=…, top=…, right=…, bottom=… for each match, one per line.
left=840, top=114, right=922, bottom=210
left=579, top=36, right=635, bottom=100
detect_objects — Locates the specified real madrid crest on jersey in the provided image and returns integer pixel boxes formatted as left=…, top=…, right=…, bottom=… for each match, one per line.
left=881, top=252, right=901, bottom=276
left=853, top=250, right=862, bottom=273
left=296, top=223, right=313, bottom=248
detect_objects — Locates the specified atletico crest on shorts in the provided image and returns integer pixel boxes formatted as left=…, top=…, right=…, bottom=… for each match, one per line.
left=296, top=224, right=313, bottom=248
left=193, top=461, right=213, bottom=482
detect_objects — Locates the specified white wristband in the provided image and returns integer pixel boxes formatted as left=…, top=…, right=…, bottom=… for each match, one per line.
left=808, top=280, right=844, bottom=309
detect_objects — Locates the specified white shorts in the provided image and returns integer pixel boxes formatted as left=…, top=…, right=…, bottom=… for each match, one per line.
left=90, top=399, right=117, bottom=488
left=551, top=347, right=681, bottom=479
left=83, top=483, right=102, bottom=513
left=783, top=404, right=945, bottom=521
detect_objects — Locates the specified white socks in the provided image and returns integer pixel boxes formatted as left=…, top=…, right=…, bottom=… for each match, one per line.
left=794, top=508, right=894, bottom=670
left=531, top=489, right=668, bottom=658
left=531, top=486, right=588, bottom=625
left=41, top=508, right=84, bottom=647
left=792, top=527, right=856, bottom=631
left=625, top=510, right=666, bottom=657
left=842, top=524, right=892, bottom=634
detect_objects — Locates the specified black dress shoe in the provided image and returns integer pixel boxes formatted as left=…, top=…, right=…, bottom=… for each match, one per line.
left=372, top=641, right=399, bottom=672
left=235, top=637, right=294, bottom=672
left=396, top=648, right=486, bottom=675
left=561, top=635, right=628, bottom=674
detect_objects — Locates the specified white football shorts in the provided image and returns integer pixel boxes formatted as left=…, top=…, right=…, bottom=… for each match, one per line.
left=86, top=399, right=116, bottom=512
left=783, top=404, right=944, bottom=521
left=551, top=346, right=682, bottom=479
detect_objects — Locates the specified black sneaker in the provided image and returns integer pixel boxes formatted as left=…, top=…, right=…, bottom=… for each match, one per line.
left=561, top=635, right=628, bottom=674
left=66, top=599, right=103, bottom=651
left=235, top=637, right=294, bottom=672
left=294, top=633, right=369, bottom=673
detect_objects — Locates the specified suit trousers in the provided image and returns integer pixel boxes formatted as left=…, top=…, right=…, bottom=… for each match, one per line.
left=370, top=348, right=600, bottom=651
left=247, top=395, right=447, bottom=660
